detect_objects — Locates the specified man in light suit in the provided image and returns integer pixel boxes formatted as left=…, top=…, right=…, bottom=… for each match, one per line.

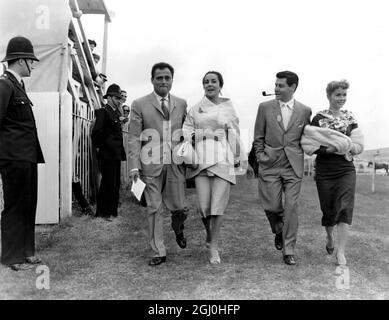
left=253, top=71, right=311, bottom=265
left=128, top=62, right=188, bottom=266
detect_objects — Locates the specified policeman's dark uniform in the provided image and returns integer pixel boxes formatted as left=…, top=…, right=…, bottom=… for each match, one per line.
left=91, top=84, right=126, bottom=219
left=0, top=37, right=45, bottom=266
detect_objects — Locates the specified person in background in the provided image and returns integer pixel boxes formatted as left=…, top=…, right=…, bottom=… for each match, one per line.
left=253, top=71, right=311, bottom=266
left=119, top=90, right=129, bottom=125
left=128, top=62, right=188, bottom=266
left=91, top=84, right=126, bottom=221
left=88, top=39, right=96, bottom=52
left=92, top=53, right=107, bottom=86
left=305, top=80, right=364, bottom=266
left=182, top=71, right=246, bottom=264
left=120, top=104, right=130, bottom=126
left=0, top=36, right=45, bottom=271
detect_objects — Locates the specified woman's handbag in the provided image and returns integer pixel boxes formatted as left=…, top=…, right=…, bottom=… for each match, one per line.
left=176, top=140, right=199, bottom=170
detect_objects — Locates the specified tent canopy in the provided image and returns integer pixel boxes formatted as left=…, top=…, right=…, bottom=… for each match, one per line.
left=77, top=0, right=112, bottom=22
left=0, top=0, right=110, bottom=92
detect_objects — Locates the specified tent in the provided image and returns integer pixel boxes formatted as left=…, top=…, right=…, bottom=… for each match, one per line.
left=0, top=0, right=111, bottom=223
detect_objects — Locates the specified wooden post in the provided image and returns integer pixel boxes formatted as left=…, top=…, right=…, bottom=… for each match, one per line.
left=372, top=151, right=379, bottom=193
left=102, top=16, right=109, bottom=84
left=372, top=156, right=375, bottom=193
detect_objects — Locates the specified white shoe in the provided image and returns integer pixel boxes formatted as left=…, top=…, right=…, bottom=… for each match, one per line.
left=336, top=252, right=347, bottom=266
left=209, top=248, right=221, bottom=264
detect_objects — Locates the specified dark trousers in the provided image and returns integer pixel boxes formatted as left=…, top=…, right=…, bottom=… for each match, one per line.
left=0, top=161, right=38, bottom=265
left=96, top=159, right=121, bottom=217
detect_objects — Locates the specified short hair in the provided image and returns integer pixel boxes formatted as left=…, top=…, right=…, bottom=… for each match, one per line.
left=88, top=39, right=97, bottom=47
left=202, top=71, right=224, bottom=89
left=276, top=71, right=299, bottom=91
left=326, top=79, right=350, bottom=97
left=151, top=62, right=174, bottom=79
left=122, top=105, right=130, bottom=112
left=7, top=59, right=19, bottom=67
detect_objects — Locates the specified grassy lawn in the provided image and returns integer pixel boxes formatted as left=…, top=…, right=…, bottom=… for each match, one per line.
left=0, top=174, right=388, bottom=300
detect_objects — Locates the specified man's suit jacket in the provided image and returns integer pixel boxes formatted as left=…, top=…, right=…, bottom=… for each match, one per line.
left=253, top=99, right=311, bottom=178
left=0, top=71, right=44, bottom=163
left=91, top=105, right=126, bottom=161
left=128, top=92, right=187, bottom=177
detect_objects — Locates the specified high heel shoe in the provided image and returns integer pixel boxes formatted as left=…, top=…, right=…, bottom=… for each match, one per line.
left=326, top=245, right=334, bottom=255
left=336, top=252, right=347, bottom=266
left=209, top=248, right=221, bottom=264
left=326, top=234, right=334, bottom=255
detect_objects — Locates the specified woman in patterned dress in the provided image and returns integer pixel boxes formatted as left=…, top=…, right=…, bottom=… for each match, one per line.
left=311, top=80, right=364, bottom=266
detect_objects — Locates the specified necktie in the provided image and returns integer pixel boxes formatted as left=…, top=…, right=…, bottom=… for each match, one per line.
left=281, top=104, right=290, bottom=129
left=21, top=80, right=26, bottom=92
left=161, top=98, right=169, bottom=120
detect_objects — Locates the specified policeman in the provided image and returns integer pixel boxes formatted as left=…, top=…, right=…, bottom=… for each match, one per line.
left=0, top=36, right=45, bottom=271
left=91, top=84, right=126, bottom=221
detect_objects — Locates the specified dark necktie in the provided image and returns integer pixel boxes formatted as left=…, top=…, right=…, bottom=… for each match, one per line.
left=161, top=98, right=169, bottom=120
left=21, top=80, right=26, bottom=91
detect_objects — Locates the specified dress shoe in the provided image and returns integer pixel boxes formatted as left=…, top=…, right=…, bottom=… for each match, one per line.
left=275, top=232, right=283, bottom=250
left=283, top=255, right=296, bottom=265
left=326, top=245, right=335, bottom=255
left=148, top=256, right=166, bottom=266
left=26, top=256, right=42, bottom=264
left=175, top=233, right=187, bottom=249
left=10, top=263, right=35, bottom=271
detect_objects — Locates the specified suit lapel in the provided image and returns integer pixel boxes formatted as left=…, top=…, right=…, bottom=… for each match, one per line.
left=6, top=71, right=31, bottom=102
left=105, top=104, right=120, bottom=121
left=286, top=101, right=301, bottom=131
left=149, top=92, right=165, bottom=117
left=170, top=94, right=177, bottom=113
left=271, top=100, right=285, bottom=131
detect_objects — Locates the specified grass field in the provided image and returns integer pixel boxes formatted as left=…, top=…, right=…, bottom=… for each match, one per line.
left=0, top=174, right=388, bottom=300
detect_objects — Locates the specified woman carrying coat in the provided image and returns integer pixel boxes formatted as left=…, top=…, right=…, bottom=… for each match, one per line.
left=302, top=79, right=364, bottom=266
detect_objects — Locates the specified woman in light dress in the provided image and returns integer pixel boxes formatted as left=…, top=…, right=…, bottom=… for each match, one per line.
left=182, top=71, right=246, bottom=264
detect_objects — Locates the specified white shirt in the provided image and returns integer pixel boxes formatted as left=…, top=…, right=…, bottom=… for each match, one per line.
left=279, top=98, right=294, bottom=129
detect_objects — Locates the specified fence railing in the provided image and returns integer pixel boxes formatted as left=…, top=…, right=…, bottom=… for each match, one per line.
left=72, top=98, right=95, bottom=201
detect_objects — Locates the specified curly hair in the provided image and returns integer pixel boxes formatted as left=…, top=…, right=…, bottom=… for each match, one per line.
left=326, top=79, right=350, bottom=97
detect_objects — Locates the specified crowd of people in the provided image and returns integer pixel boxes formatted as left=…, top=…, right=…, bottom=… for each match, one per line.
left=0, top=36, right=364, bottom=272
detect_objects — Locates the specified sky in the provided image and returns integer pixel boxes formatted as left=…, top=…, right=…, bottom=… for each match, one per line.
left=83, top=0, right=389, bottom=151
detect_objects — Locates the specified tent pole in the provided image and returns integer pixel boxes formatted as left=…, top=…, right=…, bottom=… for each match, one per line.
left=102, top=15, right=109, bottom=86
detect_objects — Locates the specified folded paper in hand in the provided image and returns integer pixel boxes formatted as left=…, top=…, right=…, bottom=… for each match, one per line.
left=131, top=178, right=146, bottom=201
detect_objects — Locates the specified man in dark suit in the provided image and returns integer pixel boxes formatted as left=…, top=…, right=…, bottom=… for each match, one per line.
left=253, top=71, right=311, bottom=265
left=91, top=84, right=126, bottom=221
left=128, top=62, right=188, bottom=266
left=0, top=36, right=45, bottom=271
